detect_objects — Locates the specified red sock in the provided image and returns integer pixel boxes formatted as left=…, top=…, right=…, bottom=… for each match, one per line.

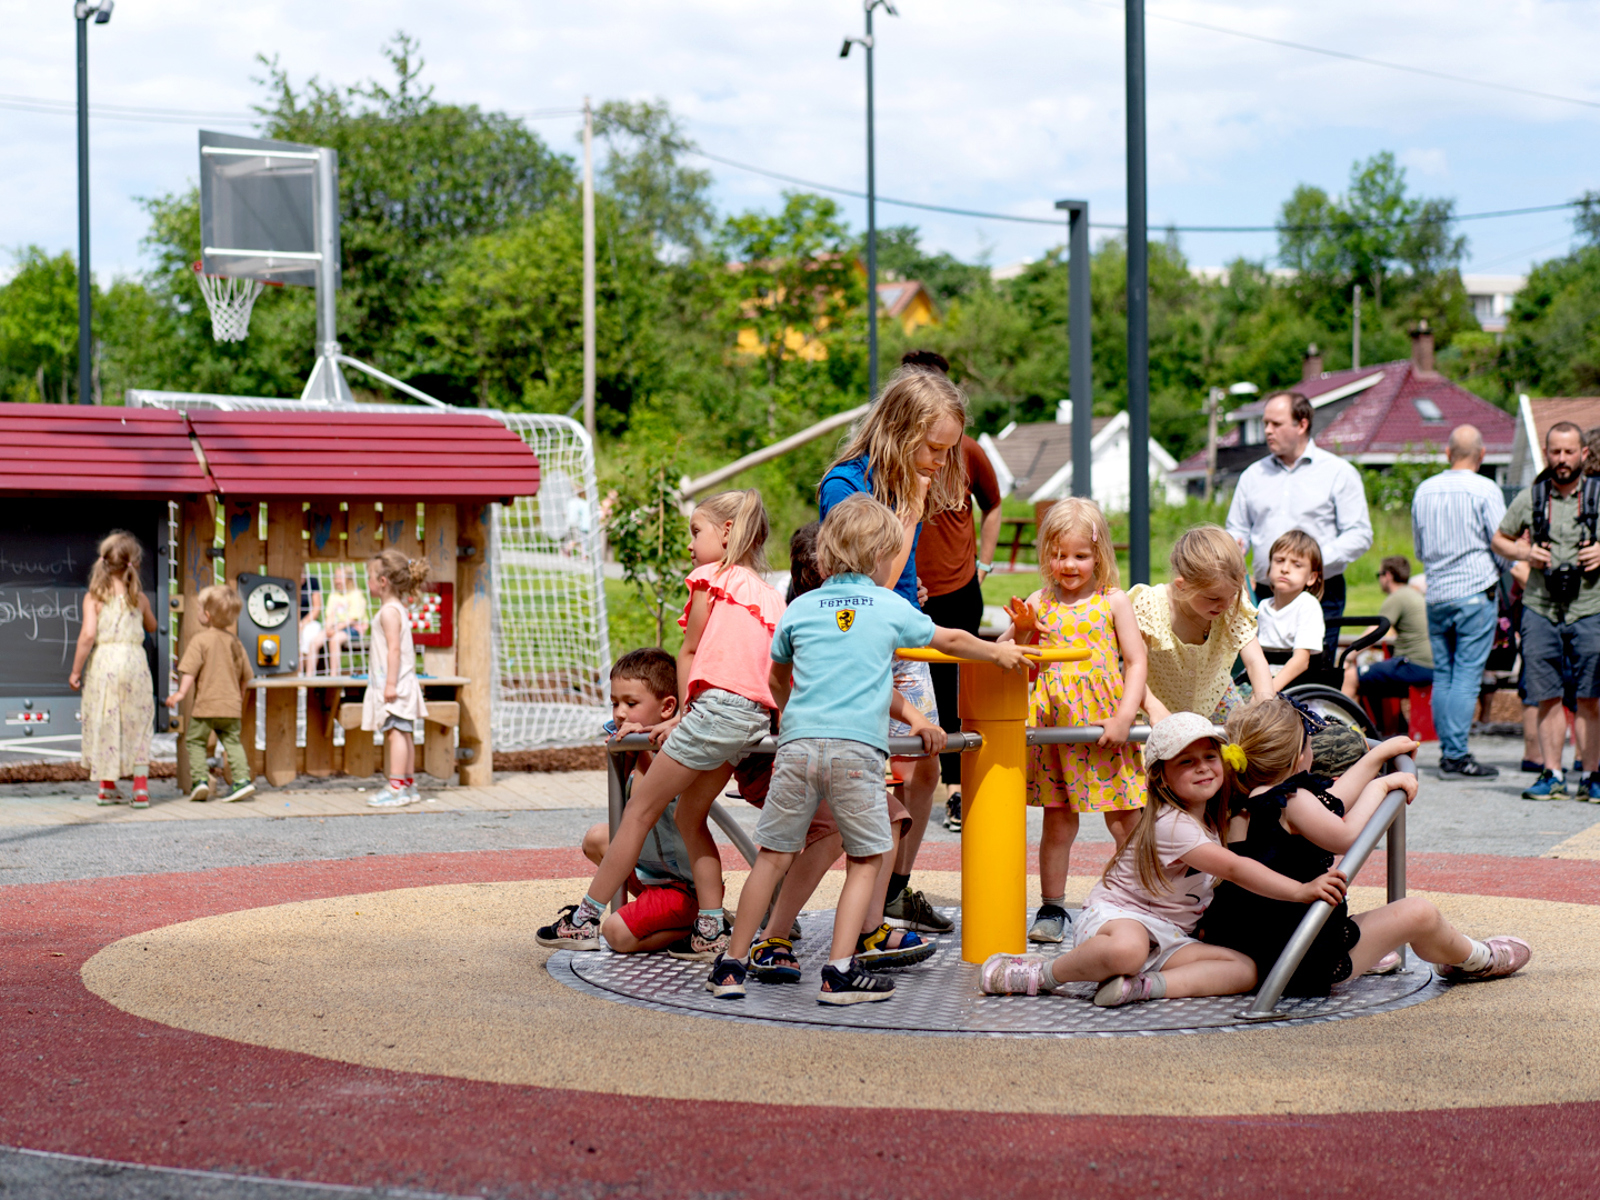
left=133, top=775, right=148, bottom=790
left=101, top=780, right=115, bottom=790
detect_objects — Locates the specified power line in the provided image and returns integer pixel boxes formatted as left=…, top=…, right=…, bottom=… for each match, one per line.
left=1127, top=5, right=1600, bottom=113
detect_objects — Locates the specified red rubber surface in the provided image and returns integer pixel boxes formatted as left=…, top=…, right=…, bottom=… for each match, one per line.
left=5, top=847, right=1598, bottom=1199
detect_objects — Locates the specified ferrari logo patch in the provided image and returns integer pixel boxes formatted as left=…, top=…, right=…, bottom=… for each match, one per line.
left=835, top=609, right=855, bottom=632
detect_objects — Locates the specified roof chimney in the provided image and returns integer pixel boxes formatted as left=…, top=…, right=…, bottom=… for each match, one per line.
left=1302, top=343, right=1322, bottom=382
left=1411, top=320, right=1436, bottom=375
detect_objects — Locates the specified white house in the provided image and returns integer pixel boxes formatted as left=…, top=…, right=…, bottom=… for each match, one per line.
left=979, top=406, right=1184, bottom=511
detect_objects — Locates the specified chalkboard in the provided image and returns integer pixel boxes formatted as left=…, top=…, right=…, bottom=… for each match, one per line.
left=0, top=500, right=168, bottom=709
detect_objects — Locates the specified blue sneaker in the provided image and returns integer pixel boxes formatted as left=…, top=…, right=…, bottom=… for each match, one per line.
left=1585, top=774, right=1600, bottom=803
left=1521, top=769, right=1566, bottom=800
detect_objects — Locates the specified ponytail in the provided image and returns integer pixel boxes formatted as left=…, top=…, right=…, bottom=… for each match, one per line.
left=695, top=489, right=770, bottom=576
left=371, top=547, right=430, bottom=602
left=88, top=531, right=143, bottom=606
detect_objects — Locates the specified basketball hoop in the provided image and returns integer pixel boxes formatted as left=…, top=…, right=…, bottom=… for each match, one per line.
left=192, top=261, right=280, bottom=342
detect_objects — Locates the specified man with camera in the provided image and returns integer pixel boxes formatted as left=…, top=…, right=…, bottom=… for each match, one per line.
left=1493, top=421, right=1600, bottom=800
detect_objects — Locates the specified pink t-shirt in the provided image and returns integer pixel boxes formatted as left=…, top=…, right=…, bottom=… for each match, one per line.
left=1084, top=806, right=1218, bottom=932
left=678, top=563, right=785, bottom=710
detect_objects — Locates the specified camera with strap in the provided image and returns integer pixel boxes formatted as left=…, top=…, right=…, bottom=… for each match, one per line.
left=1530, top=469, right=1600, bottom=615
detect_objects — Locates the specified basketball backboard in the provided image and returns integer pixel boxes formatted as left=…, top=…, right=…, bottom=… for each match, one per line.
left=199, top=129, right=339, bottom=288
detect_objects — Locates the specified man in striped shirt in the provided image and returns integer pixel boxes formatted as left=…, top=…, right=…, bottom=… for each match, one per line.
left=1411, top=425, right=1505, bottom=778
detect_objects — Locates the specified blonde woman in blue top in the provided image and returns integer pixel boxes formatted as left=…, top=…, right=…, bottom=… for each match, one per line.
left=819, top=365, right=968, bottom=934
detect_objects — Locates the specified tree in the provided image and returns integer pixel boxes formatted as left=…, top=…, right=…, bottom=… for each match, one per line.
left=593, top=100, right=715, bottom=257
left=0, top=248, right=80, bottom=403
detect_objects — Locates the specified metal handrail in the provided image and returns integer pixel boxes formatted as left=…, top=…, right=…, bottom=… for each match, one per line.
left=1240, top=751, right=1414, bottom=1019
left=1028, top=725, right=1152, bottom=745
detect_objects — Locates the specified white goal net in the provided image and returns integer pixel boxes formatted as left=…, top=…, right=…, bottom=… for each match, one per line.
left=128, top=390, right=612, bottom=751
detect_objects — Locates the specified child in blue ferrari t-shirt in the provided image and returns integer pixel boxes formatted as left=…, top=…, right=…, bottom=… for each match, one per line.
left=708, top=493, right=1029, bottom=1006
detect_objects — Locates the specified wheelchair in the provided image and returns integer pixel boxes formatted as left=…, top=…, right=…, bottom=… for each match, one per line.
left=1234, top=615, right=1391, bottom=738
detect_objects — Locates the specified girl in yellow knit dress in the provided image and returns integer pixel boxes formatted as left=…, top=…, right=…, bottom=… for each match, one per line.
left=69, top=532, right=158, bottom=808
left=1001, top=499, right=1148, bottom=945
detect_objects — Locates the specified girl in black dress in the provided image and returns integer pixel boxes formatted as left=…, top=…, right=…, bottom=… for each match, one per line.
left=1201, top=698, right=1533, bottom=993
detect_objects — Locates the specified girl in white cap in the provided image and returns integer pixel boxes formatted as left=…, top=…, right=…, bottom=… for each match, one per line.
left=980, top=711, right=1347, bottom=1006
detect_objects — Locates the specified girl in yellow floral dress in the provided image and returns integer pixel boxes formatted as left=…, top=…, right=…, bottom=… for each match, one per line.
left=69, top=532, right=158, bottom=807
left=1001, top=498, right=1148, bottom=945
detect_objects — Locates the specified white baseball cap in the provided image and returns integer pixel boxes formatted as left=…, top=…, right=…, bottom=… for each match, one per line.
left=1142, top=712, right=1228, bottom=771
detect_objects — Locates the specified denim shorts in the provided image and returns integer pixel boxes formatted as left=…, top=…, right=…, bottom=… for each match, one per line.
left=758, top=738, right=893, bottom=858
left=1521, top=609, right=1600, bottom=704
left=887, top=658, right=939, bottom=742
left=660, top=688, right=773, bottom=772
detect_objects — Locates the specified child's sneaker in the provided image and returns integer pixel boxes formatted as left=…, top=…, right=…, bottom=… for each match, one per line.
left=884, top=887, right=954, bottom=933
left=1093, top=973, right=1165, bottom=1007
left=817, top=959, right=896, bottom=1005
left=748, top=937, right=802, bottom=984
left=979, top=953, right=1055, bottom=996
left=668, top=919, right=730, bottom=962
left=1521, top=770, right=1566, bottom=800
left=366, top=781, right=414, bottom=808
left=1027, top=903, right=1072, bottom=944
left=534, top=904, right=601, bottom=951
left=1585, top=774, right=1600, bottom=803
left=943, top=791, right=962, bottom=832
left=856, top=923, right=936, bottom=970
left=1437, top=936, right=1532, bottom=981
left=189, top=781, right=212, bottom=802
left=220, top=780, right=256, bottom=803
left=705, top=953, right=747, bottom=999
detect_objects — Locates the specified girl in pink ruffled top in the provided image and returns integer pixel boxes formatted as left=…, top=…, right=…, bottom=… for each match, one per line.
left=535, top=489, right=784, bottom=960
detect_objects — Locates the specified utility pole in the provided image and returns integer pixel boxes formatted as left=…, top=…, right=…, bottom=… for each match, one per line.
left=1352, top=283, right=1362, bottom=371
left=1056, top=199, right=1092, bottom=499
left=582, top=97, right=597, bottom=441
left=843, top=2, right=897, bottom=400
left=1205, top=386, right=1223, bottom=503
left=74, top=1, right=113, bottom=404
left=1125, top=0, right=1150, bottom=583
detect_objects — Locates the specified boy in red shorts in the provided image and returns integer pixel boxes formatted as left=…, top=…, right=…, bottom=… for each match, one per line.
left=566, top=648, right=699, bottom=954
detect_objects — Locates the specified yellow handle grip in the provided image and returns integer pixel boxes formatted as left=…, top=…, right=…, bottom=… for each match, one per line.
left=896, top=645, right=1090, bottom=665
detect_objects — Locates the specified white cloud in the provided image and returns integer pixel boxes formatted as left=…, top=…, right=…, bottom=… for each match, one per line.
left=0, top=0, right=1595, bottom=278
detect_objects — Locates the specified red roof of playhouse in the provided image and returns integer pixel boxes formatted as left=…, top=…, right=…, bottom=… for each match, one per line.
left=184, top=409, right=541, bottom=501
left=1172, top=359, right=1516, bottom=476
left=0, top=404, right=541, bottom=502
left=0, top=403, right=211, bottom=497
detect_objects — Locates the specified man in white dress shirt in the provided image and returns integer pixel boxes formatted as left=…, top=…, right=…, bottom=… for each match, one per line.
left=1226, top=391, right=1374, bottom=654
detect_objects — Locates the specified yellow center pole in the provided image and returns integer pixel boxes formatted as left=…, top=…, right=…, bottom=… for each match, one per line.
left=897, top=645, right=1088, bottom=963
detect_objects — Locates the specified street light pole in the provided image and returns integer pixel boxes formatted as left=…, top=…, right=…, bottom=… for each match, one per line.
left=1125, top=0, right=1150, bottom=583
left=1056, top=200, right=1092, bottom=500
left=73, top=0, right=112, bottom=405
left=842, top=1, right=897, bottom=401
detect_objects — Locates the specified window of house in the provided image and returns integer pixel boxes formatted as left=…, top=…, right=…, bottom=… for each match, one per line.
left=1412, top=397, right=1444, bottom=423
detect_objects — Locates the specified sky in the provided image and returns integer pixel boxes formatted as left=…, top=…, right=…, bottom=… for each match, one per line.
left=2, top=0, right=1597, bottom=285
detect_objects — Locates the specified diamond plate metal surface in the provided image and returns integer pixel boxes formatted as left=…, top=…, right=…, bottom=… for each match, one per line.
left=549, top=908, right=1445, bottom=1038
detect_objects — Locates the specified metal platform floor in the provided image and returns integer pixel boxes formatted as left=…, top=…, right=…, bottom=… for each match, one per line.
left=549, top=907, right=1445, bottom=1038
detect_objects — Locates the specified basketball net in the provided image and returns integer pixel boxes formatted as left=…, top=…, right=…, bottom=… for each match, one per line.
left=192, top=261, right=269, bottom=342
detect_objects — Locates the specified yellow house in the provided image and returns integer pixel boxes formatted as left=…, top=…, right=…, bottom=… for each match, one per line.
left=734, top=275, right=940, bottom=360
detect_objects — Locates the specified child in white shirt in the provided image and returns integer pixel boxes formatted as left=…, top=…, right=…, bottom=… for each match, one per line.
left=1254, top=529, right=1326, bottom=689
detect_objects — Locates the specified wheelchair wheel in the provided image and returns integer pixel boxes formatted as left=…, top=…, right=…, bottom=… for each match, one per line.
left=1280, top=683, right=1378, bottom=739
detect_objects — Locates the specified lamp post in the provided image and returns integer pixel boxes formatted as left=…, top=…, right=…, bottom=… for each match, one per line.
left=1055, top=200, right=1092, bottom=499
left=74, top=0, right=113, bottom=405
left=841, top=0, right=897, bottom=401
left=1125, top=0, right=1149, bottom=581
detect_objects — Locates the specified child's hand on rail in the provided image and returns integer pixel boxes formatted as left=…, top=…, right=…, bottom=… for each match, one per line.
left=990, top=642, right=1030, bottom=672
left=1375, top=736, right=1420, bottom=761
left=1384, top=771, right=1419, bottom=805
left=906, top=709, right=947, bottom=755
left=1295, top=869, right=1348, bottom=907
left=646, top=713, right=682, bottom=748
left=1098, top=713, right=1133, bottom=746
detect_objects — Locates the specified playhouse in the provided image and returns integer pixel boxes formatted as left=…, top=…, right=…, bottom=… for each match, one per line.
left=1, top=400, right=545, bottom=790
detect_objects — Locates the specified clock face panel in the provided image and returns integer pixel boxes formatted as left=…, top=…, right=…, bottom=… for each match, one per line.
left=247, top=582, right=291, bottom=628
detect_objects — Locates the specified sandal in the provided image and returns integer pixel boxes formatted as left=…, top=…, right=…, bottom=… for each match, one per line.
left=748, top=936, right=802, bottom=984
left=131, top=777, right=150, bottom=809
left=96, top=782, right=122, bottom=806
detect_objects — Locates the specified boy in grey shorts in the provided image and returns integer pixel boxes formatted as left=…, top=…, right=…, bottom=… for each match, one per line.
left=707, top=493, right=1028, bottom=1005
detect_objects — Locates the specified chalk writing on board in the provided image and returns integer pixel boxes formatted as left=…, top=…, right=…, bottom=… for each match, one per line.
left=0, top=546, right=83, bottom=587
left=0, top=590, right=82, bottom=665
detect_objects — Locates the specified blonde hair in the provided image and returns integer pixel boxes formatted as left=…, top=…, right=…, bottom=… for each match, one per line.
left=816, top=493, right=904, bottom=579
left=200, top=584, right=242, bottom=628
left=1223, top=699, right=1307, bottom=794
left=1037, top=498, right=1118, bottom=591
left=693, top=489, right=770, bottom=575
left=828, top=366, right=969, bottom=519
left=1268, top=529, right=1325, bottom=599
left=370, top=548, right=430, bottom=602
left=87, top=531, right=143, bottom=606
left=1106, top=746, right=1233, bottom=896
left=1170, top=524, right=1247, bottom=593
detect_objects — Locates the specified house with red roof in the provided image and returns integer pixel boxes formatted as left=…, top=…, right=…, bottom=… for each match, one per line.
left=1170, top=324, right=1517, bottom=497
left=1507, top=395, right=1600, bottom=488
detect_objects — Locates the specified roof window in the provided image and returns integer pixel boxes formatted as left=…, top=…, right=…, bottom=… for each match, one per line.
left=1412, top=396, right=1444, bottom=423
